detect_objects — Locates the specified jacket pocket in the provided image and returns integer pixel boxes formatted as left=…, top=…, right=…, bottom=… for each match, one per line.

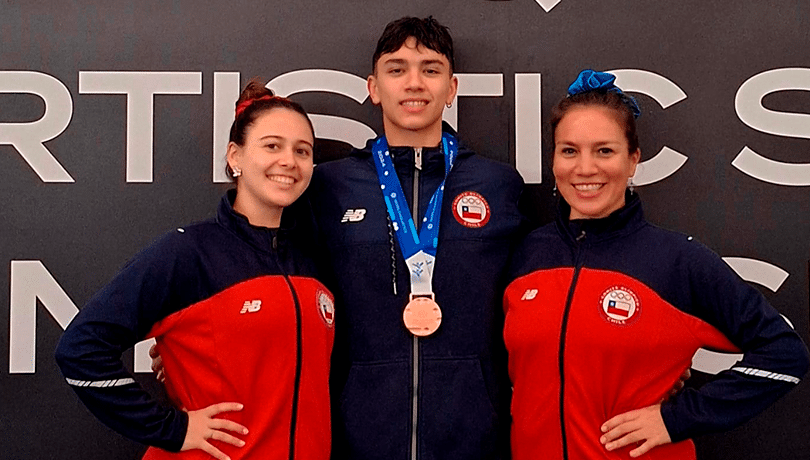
left=336, top=361, right=410, bottom=460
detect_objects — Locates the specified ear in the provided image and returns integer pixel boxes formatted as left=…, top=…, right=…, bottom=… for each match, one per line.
left=446, top=75, right=459, bottom=106
left=629, top=148, right=641, bottom=178
left=226, top=141, right=241, bottom=171
left=367, top=75, right=381, bottom=105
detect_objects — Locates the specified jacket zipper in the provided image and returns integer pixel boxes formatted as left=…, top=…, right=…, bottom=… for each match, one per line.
left=275, top=235, right=304, bottom=460
left=410, top=147, right=422, bottom=460
left=558, top=230, right=586, bottom=460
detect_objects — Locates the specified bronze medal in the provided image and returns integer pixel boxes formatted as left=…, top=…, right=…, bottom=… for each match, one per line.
left=403, top=295, right=442, bottom=336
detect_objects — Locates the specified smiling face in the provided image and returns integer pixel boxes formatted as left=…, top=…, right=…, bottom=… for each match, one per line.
left=553, top=105, right=640, bottom=220
left=227, top=107, right=314, bottom=227
left=367, top=36, right=458, bottom=147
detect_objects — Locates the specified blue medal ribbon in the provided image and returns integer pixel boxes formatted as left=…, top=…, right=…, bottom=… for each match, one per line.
left=372, top=132, right=458, bottom=294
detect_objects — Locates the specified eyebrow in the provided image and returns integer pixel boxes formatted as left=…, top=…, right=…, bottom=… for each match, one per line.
left=259, top=135, right=314, bottom=148
left=556, top=140, right=622, bottom=147
left=381, top=58, right=448, bottom=68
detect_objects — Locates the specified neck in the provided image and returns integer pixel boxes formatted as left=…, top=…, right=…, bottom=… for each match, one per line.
left=233, top=193, right=283, bottom=229
left=383, top=121, right=442, bottom=148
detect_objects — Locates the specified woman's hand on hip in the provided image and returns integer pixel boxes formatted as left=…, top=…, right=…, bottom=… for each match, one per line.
left=182, top=402, right=248, bottom=460
left=600, top=403, right=671, bottom=458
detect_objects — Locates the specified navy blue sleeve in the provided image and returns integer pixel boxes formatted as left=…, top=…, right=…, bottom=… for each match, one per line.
left=660, top=239, right=810, bottom=442
left=54, top=230, right=193, bottom=452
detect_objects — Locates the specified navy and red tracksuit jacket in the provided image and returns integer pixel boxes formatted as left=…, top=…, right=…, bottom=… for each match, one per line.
left=503, top=193, right=809, bottom=460
left=308, top=125, right=526, bottom=460
left=55, top=190, right=335, bottom=459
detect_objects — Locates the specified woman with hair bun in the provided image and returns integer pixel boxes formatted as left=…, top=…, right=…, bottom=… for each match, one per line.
left=503, top=70, right=808, bottom=460
left=56, top=80, right=334, bottom=460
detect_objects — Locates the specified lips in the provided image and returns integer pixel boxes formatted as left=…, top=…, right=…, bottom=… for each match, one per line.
left=268, top=174, right=295, bottom=185
left=573, top=183, right=604, bottom=192
left=401, top=99, right=428, bottom=108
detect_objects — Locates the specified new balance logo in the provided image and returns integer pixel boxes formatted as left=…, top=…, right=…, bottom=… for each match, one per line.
left=240, top=300, right=262, bottom=314
left=341, top=208, right=367, bottom=223
left=521, top=289, right=538, bottom=301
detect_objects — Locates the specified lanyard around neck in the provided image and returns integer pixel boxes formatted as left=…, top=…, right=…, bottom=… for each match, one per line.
left=372, top=132, right=458, bottom=294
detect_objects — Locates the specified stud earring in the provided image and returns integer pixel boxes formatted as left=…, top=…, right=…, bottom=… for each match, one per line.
left=232, top=167, right=242, bottom=178
left=446, top=102, right=452, bottom=109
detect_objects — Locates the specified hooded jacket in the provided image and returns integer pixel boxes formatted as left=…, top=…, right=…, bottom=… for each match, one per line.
left=55, top=191, right=335, bottom=460
left=503, top=193, right=809, bottom=460
left=308, top=126, right=525, bottom=460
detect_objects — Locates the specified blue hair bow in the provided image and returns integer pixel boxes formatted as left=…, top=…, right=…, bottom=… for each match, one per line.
left=567, top=69, right=641, bottom=119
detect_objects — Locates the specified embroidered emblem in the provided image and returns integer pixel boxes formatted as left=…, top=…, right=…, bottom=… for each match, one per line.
left=521, top=289, right=538, bottom=300
left=317, top=290, right=335, bottom=327
left=452, top=191, right=491, bottom=228
left=240, top=300, right=262, bottom=314
left=599, top=286, right=640, bottom=325
left=341, top=208, right=367, bottom=223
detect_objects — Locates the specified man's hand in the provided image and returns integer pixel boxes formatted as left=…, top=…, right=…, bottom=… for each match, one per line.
left=149, top=343, right=165, bottom=382
left=600, top=404, right=671, bottom=458
left=663, top=368, right=691, bottom=401
left=182, top=402, right=248, bottom=460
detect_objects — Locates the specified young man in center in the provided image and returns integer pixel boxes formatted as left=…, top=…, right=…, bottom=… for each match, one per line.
left=309, top=16, right=525, bottom=460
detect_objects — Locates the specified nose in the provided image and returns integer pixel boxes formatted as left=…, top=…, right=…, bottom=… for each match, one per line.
left=277, top=147, right=296, bottom=168
left=575, top=151, right=598, bottom=175
left=405, top=69, right=425, bottom=90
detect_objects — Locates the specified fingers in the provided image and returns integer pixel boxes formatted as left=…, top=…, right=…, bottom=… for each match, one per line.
left=602, top=427, right=642, bottom=450
left=210, top=418, right=249, bottom=436
left=601, top=410, right=636, bottom=435
left=182, top=402, right=248, bottom=459
left=198, top=441, right=231, bottom=460
left=629, top=440, right=656, bottom=458
left=151, top=355, right=163, bottom=372
left=210, top=429, right=247, bottom=448
left=203, top=402, right=245, bottom=417
left=601, top=404, right=671, bottom=456
left=149, top=344, right=164, bottom=381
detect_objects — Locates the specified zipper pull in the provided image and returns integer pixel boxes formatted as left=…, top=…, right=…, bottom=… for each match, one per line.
left=414, top=147, right=422, bottom=171
left=576, top=230, right=586, bottom=241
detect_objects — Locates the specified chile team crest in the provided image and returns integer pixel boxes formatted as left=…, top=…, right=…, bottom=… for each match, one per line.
left=452, top=191, right=490, bottom=228
left=317, top=290, right=335, bottom=327
left=599, top=286, right=640, bottom=325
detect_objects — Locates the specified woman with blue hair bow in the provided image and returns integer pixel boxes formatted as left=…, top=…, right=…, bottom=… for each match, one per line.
left=502, top=70, right=809, bottom=459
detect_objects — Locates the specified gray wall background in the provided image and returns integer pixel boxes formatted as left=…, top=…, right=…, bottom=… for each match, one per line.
left=1, top=1, right=808, bottom=458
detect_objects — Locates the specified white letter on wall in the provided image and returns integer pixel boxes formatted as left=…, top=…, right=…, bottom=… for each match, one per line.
left=609, top=69, right=689, bottom=186
left=268, top=70, right=376, bottom=149
left=0, top=71, right=74, bottom=182
left=79, top=72, right=202, bottom=182
left=515, top=74, right=542, bottom=184
left=733, top=68, right=810, bottom=186
left=213, top=72, right=240, bottom=183
left=9, top=261, right=79, bottom=373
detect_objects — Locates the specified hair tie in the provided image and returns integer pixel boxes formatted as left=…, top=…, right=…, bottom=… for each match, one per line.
left=567, top=69, right=641, bottom=119
left=235, top=94, right=277, bottom=118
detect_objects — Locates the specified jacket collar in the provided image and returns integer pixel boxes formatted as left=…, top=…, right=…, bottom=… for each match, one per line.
left=555, top=191, right=646, bottom=245
left=216, top=189, right=299, bottom=254
left=353, top=122, right=474, bottom=175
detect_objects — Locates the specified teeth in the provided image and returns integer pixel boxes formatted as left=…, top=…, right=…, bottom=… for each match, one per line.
left=574, top=184, right=602, bottom=191
left=402, top=100, right=427, bottom=107
left=269, top=175, right=294, bottom=185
